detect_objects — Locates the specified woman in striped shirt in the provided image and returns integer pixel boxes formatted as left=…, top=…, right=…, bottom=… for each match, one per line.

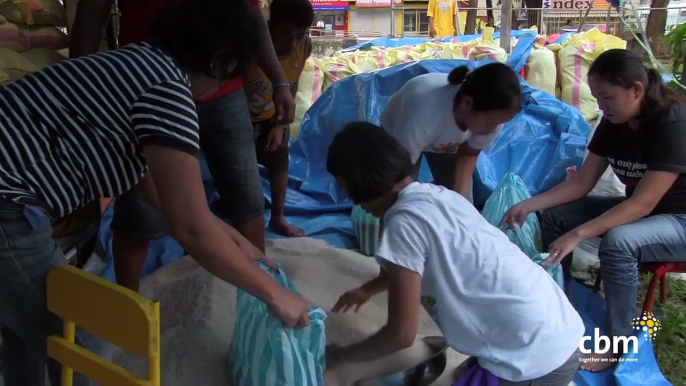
left=0, top=0, right=310, bottom=384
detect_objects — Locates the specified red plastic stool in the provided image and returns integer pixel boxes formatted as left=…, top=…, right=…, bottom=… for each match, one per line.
left=594, top=262, right=686, bottom=314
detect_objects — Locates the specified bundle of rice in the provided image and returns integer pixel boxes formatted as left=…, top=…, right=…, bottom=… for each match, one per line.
left=0, top=0, right=70, bottom=84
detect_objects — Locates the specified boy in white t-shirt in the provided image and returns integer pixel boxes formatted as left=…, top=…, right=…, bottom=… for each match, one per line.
left=326, top=122, right=584, bottom=385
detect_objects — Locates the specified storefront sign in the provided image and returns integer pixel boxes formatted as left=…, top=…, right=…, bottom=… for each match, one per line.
left=311, top=0, right=349, bottom=10
left=543, top=0, right=609, bottom=10
left=355, top=0, right=392, bottom=7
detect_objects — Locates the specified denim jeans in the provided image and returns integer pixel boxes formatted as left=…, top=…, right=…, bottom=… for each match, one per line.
left=456, top=350, right=580, bottom=386
left=196, top=90, right=264, bottom=221
left=541, top=196, right=686, bottom=338
left=501, top=349, right=581, bottom=386
left=0, top=201, right=112, bottom=386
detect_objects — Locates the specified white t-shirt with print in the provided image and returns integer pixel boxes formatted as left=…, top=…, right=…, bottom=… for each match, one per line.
left=379, top=73, right=502, bottom=163
left=375, top=182, right=584, bottom=382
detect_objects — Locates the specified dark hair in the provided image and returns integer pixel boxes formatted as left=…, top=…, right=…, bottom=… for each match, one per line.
left=448, top=63, right=522, bottom=112
left=327, top=122, right=412, bottom=203
left=588, top=49, right=677, bottom=125
left=269, top=0, right=314, bottom=28
left=150, top=0, right=259, bottom=80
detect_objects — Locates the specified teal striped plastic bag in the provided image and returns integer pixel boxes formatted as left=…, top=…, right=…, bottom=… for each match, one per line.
left=351, top=204, right=381, bottom=256
left=482, top=173, right=541, bottom=258
left=229, top=263, right=327, bottom=386
left=532, top=253, right=565, bottom=290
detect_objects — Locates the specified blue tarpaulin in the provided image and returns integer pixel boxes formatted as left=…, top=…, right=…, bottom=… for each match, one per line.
left=341, top=30, right=536, bottom=52
left=95, top=34, right=669, bottom=386
left=571, top=281, right=671, bottom=386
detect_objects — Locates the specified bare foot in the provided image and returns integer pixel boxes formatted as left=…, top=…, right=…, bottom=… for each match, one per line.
left=579, top=351, right=619, bottom=372
left=269, top=217, right=305, bottom=237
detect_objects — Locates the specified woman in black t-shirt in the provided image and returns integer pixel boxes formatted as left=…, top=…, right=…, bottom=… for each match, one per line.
left=502, top=49, right=686, bottom=372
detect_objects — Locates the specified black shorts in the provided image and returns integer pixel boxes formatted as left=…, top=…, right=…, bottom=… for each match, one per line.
left=111, top=186, right=168, bottom=239
left=253, top=116, right=290, bottom=174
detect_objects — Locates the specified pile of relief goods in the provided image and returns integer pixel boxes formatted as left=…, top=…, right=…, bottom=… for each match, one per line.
left=0, top=0, right=72, bottom=85
left=292, top=27, right=627, bottom=138
left=293, top=27, right=509, bottom=136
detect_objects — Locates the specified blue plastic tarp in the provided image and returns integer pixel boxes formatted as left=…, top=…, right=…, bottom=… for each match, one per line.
left=291, top=57, right=589, bottom=209
left=570, top=281, right=671, bottom=386
left=342, top=30, right=537, bottom=52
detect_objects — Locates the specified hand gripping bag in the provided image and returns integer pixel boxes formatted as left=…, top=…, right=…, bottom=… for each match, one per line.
left=532, top=253, right=565, bottom=290
left=481, top=173, right=541, bottom=258
left=229, top=263, right=327, bottom=386
left=507, top=225, right=564, bottom=289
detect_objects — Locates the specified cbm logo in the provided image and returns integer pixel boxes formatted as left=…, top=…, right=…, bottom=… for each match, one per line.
left=579, top=312, right=661, bottom=355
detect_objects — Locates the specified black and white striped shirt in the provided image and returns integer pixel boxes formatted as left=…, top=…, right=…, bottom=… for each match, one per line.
left=0, top=42, right=200, bottom=219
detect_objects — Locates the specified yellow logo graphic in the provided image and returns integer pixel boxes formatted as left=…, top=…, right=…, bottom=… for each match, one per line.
left=631, top=311, right=661, bottom=341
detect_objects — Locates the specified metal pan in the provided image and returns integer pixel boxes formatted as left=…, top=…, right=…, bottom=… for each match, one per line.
left=355, top=336, right=448, bottom=386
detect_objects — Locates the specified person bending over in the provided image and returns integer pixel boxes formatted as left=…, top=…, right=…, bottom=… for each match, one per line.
left=502, top=48, right=686, bottom=372
left=70, top=0, right=295, bottom=291
left=326, top=122, right=584, bottom=385
left=0, top=1, right=309, bottom=384
left=243, top=0, right=314, bottom=237
left=380, top=62, right=520, bottom=203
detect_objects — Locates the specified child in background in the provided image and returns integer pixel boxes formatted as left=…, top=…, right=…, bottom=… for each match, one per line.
left=243, top=0, right=313, bottom=237
left=427, top=0, right=457, bottom=38
left=327, top=122, right=584, bottom=385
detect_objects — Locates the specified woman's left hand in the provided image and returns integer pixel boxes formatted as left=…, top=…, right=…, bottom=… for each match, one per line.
left=545, top=231, right=583, bottom=265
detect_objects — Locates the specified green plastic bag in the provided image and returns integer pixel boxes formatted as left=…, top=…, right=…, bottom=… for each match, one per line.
left=532, top=253, right=565, bottom=290
left=229, top=263, right=327, bottom=386
left=351, top=204, right=381, bottom=256
left=481, top=173, right=541, bottom=258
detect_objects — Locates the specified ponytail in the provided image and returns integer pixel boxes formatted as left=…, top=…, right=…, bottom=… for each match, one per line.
left=448, top=66, right=470, bottom=85
left=640, top=68, right=674, bottom=121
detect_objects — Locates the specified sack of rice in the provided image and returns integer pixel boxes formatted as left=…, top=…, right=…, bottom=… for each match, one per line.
left=0, top=21, right=69, bottom=51
left=0, top=0, right=67, bottom=27
left=292, top=57, right=324, bottom=139
left=21, top=46, right=66, bottom=69
left=558, top=28, right=626, bottom=120
left=525, top=37, right=556, bottom=96
left=0, top=68, right=9, bottom=84
left=0, top=46, right=38, bottom=81
left=466, top=27, right=508, bottom=62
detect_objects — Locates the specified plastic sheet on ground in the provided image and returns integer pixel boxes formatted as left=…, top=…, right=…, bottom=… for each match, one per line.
left=570, top=281, right=671, bottom=386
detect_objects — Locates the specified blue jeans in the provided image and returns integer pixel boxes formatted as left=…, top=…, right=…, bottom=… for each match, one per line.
left=501, top=349, right=580, bottom=386
left=197, top=90, right=264, bottom=221
left=0, top=201, right=112, bottom=386
left=458, top=350, right=580, bottom=386
left=541, top=196, right=686, bottom=338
